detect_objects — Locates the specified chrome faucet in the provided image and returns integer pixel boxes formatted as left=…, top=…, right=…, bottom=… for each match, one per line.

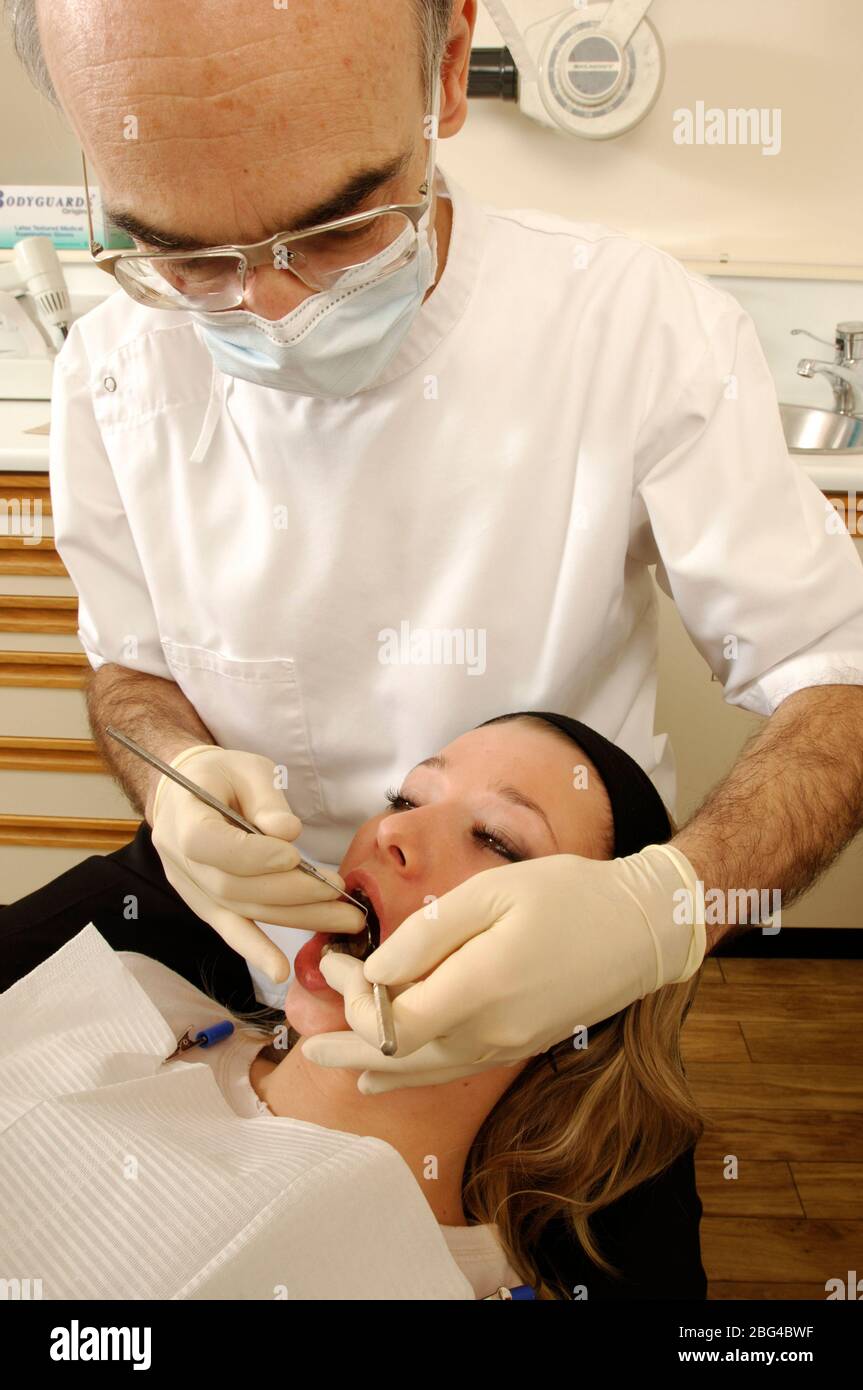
left=793, top=321, right=863, bottom=416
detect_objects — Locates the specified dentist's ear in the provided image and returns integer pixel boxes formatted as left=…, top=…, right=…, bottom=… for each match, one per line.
left=437, top=0, right=479, bottom=140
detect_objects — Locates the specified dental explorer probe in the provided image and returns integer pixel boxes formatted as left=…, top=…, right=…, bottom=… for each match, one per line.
left=104, top=726, right=398, bottom=1055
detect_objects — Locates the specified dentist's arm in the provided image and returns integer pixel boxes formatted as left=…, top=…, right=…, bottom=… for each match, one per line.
left=671, top=683, right=863, bottom=950
left=88, top=662, right=215, bottom=819
left=304, top=683, right=863, bottom=1093
left=87, top=663, right=363, bottom=980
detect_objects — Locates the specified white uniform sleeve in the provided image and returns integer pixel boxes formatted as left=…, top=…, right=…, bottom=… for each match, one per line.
left=49, top=323, right=173, bottom=679
left=632, top=294, right=863, bottom=718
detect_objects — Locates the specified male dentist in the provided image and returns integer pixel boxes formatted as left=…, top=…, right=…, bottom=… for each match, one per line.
left=5, top=0, right=863, bottom=1093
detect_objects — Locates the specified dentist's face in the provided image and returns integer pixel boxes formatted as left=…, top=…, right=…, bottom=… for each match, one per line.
left=38, top=0, right=465, bottom=319
left=285, top=719, right=614, bottom=1036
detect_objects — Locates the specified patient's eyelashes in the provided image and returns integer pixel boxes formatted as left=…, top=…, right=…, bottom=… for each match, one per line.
left=384, top=786, right=414, bottom=812
left=471, top=825, right=523, bottom=863
left=382, top=787, right=524, bottom=863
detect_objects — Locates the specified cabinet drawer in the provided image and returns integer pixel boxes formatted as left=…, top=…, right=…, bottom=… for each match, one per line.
left=0, top=768, right=136, bottom=818
left=0, top=685, right=91, bottom=738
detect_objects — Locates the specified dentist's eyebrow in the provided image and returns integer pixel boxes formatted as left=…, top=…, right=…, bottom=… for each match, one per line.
left=413, top=755, right=559, bottom=849
left=103, top=150, right=415, bottom=252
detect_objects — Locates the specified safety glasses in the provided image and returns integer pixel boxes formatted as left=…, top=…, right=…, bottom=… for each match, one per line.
left=82, top=63, right=442, bottom=312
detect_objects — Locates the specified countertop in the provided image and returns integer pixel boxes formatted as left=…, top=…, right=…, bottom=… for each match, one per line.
left=1, top=393, right=859, bottom=492
left=1, top=264, right=861, bottom=491
left=0, top=398, right=53, bottom=472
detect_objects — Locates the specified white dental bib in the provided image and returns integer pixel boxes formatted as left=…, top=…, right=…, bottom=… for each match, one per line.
left=0, top=925, right=473, bottom=1301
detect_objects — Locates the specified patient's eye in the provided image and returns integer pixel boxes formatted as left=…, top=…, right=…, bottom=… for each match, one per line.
left=384, top=786, right=415, bottom=811
left=471, top=823, right=522, bottom=863
left=383, top=787, right=523, bottom=863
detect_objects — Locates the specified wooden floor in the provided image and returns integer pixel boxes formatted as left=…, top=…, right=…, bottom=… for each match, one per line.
left=681, top=955, right=862, bottom=1299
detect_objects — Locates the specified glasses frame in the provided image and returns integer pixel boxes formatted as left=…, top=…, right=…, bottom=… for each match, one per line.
left=81, top=63, right=442, bottom=310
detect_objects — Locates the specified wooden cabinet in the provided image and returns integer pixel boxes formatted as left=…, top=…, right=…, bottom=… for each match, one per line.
left=0, top=473, right=139, bottom=902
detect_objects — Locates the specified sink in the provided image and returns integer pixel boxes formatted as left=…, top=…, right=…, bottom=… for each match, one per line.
left=780, top=403, right=863, bottom=453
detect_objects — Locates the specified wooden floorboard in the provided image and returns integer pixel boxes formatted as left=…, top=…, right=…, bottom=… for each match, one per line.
left=790, top=1164, right=863, bottom=1219
left=717, top=958, right=863, bottom=987
left=688, top=981, right=863, bottom=1022
left=695, top=1110, right=863, bottom=1163
left=700, top=1217, right=863, bottom=1284
left=708, top=1281, right=831, bottom=1301
left=681, top=1016, right=750, bottom=1063
left=683, top=956, right=862, bottom=1300
left=687, top=1062, right=863, bottom=1112
left=694, top=1157, right=804, bottom=1217
left=739, top=1020, right=861, bottom=1066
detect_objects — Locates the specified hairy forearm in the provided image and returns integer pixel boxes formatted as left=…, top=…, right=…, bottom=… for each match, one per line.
left=87, top=663, right=215, bottom=823
left=671, top=684, right=863, bottom=952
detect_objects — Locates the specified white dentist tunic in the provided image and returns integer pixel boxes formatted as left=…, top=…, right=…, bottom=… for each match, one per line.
left=49, top=165, right=863, bottom=995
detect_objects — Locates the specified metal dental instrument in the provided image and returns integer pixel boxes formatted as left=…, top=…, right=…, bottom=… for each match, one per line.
left=321, top=902, right=397, bottom=1058
left=372, top=979, right=397, bottom=1059
left=105, top=725, right=397, bottom=1056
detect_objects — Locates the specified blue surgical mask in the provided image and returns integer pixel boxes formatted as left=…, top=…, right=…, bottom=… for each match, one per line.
left=191, top=202, right=438, bottom=398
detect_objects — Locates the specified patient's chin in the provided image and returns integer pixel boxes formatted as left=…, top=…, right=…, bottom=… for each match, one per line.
left=283, top=976, right=349, bottom=1038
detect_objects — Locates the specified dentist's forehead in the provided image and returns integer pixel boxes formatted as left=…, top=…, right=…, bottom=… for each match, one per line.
left=37, top=0, right=423, bottom=243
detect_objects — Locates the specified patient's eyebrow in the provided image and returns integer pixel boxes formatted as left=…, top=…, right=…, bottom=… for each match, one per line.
left=104, top=149, right=415, bottom=251
left=415, top=754, right=448, bottom=773
left=413, top=755, right=560, bottom=849
left=490, top=782, right=559, bottom=849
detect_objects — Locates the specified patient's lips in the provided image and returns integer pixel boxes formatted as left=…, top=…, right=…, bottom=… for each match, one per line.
left=292, top=872, right=387, bottom=996
left=342, top=869, right=388, bottom=943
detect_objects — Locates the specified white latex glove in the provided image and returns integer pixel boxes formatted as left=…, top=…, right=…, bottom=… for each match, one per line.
left=301, top=844, right=707, bottom=1093
left=150, top=744, right=364, bottom=982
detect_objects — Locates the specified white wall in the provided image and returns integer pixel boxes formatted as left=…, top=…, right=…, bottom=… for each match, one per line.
left=457, top=0, right=863, bottom=273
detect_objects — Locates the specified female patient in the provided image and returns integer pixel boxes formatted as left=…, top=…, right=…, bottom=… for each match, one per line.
left=121, top=709, right=707, bottom=1300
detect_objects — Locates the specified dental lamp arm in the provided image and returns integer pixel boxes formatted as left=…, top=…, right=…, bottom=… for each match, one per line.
left=600, top=0, right=655, bottom=50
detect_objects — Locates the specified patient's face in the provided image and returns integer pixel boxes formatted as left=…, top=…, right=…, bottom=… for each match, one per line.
left=284, top=718, right=614, bottom=1036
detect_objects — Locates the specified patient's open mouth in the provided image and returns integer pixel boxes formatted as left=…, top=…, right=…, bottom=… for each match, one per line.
left=328, top=889, right=381, bottom=962
left=294, top=886, right=384, bottom=994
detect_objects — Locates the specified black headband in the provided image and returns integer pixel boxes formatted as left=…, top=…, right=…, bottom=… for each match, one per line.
left=477, top=710, right=672, bottom=858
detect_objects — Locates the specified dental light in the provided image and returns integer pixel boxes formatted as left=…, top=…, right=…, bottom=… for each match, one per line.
left=0, top=235, right=72, bottom=339
left=472, top=0, right=665, bottom=140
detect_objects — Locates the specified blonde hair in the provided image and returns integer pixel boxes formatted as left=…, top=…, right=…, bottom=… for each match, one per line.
left=462, top=974, right=703, bottom=1298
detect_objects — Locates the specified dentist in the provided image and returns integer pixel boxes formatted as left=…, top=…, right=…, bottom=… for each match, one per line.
left=6, top=0, right=863, bottom=1093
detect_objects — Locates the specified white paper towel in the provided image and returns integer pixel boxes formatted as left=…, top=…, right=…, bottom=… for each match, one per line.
left=0, top=925, right=473, bottom=1301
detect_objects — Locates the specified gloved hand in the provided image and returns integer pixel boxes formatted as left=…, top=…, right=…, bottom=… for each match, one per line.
left=301, top=844, right=706, bottom=1093
left=150, top=744, right=364, bottom=982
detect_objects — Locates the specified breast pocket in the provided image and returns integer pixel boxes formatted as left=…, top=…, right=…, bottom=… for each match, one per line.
left=160, top=638, right=324, bottom=822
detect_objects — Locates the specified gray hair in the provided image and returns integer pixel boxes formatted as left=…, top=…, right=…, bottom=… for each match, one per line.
left=3, top=0, right=452, bottom=109
left=413, top=0, right=454, bottom=102
left=3, top=0, right=57, bottom=105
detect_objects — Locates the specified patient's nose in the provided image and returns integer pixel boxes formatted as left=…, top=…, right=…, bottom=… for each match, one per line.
left=377, top=800, right=450, bottom=876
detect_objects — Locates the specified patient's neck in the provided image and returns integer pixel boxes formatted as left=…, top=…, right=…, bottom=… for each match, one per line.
left=250, top=1040, right=523, bottom=1226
